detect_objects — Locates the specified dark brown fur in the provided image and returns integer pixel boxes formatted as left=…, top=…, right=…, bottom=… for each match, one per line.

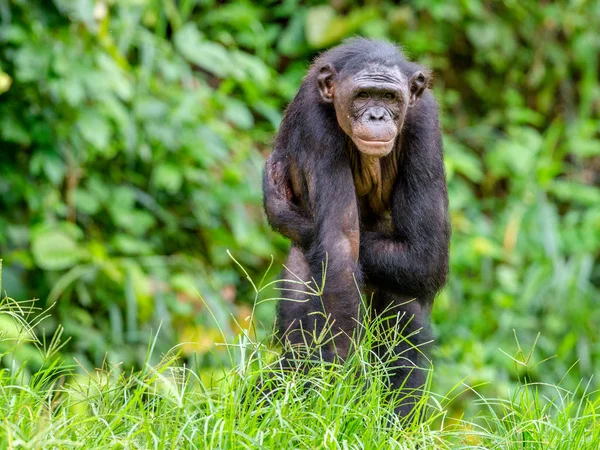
left=263, top=38, right=450, bottom=416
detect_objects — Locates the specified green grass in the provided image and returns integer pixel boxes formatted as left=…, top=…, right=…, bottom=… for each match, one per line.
left=0, top=294, right=598, bottom=449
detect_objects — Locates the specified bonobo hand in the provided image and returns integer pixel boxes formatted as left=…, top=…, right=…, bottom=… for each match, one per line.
left=265, top=160, right=395, bottom=273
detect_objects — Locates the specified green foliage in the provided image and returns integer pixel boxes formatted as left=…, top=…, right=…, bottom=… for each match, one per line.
left=0, top=0, right=599, bottom=417
left=0, top=0, right=287, bottom=368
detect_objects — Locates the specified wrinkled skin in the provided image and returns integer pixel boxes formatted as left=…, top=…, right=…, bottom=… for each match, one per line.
left=263, top=38, right=450, bottom=418
left=319, top=63, right=428, bottom=157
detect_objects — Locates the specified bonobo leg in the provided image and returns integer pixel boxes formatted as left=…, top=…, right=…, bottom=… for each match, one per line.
left=277, top=245, right=334, bottom=363
left=371, top=290, right=431, bottom=418
left=277, top=187, right=361, bottom=362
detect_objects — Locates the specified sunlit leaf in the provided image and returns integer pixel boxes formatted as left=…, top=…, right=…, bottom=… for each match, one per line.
left=77, top=110, right=111, bottom=149
left=31, top=230, right=81, bottom=271
left=174, top=24, right=231, bottom=78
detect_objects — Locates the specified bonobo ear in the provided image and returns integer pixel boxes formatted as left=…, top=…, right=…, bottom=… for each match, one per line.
left=409, top=70, right=430, bottom=107
left=317, top=64, right=336, bottom=103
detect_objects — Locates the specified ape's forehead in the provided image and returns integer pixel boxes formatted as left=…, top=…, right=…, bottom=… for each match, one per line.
left=350, top=64, right=407, bottom=86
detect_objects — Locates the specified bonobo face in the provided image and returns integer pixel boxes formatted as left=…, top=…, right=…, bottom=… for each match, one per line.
left=318, top=63, right=429, bottom=157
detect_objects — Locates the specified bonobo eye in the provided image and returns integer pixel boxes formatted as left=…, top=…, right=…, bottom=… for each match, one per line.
left=383, top=92, right=396, bottom=100
left=357, top=91, right=369, bottom=99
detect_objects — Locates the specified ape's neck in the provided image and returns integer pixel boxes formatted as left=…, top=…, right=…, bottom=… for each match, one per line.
left=348, top=138, right=400, bottom=213
left=351, top=150, right=381, bottom=196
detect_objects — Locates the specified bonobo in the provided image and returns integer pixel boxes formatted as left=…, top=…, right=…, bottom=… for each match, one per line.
left=263, top=38, right=450, bottom=416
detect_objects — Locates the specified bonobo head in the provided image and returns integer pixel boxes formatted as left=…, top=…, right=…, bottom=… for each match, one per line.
left=315, top=40, right=430, bottom=157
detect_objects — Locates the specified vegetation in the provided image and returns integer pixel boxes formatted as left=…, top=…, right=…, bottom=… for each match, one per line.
left=1, top=293, right=599, bottom=449
left=0, top=0, right=599, bottom=445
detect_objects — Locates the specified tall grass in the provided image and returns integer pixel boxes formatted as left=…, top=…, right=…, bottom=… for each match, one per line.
left=0, top=277, right=598, bottom=448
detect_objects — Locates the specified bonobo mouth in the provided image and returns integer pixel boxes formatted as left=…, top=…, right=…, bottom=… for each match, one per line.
left=352, top=136, right=396, bottom=157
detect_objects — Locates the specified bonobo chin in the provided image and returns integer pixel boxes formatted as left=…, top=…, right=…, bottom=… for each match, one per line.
left=262, top=38, right=450, bottom=418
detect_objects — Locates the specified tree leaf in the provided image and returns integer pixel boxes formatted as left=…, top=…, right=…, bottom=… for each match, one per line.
left=77, top=110, right=111, bottom=149
left=174, top=24, right=231, bottom=78
left=31, top=230, right=80, bottom=271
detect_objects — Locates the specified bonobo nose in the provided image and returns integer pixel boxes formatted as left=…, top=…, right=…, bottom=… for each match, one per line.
left=368, top=107, right=386, bottom=121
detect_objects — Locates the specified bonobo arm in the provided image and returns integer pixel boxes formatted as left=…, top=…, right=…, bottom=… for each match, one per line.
left=263, top=154, right=314, bottom=250
left=304, top=146, right=361, bottom=359
left=264, top=77, right=363, bottom=359
left=359, top=94, right=450, bottom=302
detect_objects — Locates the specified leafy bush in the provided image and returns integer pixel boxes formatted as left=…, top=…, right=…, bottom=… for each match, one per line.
left=0, top=1, right=288, bottom=368
left=0, top=0, right=599, bottom=414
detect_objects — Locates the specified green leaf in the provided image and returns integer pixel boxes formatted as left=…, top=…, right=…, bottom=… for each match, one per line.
left=305, top=6, right=337, bottom=48
left=0, top=114, right=31, bottom=145
left=29, top=150, right=66, bottom=186
left=96, top=53, right=133, bottom=101
left=31, top=230, right=81, bottom=271
left=230, top=50, right=271, bottom=86
left=486, top=127, right=543, bottom=177
left=306, top=6, right=379, bottom=48
left=77, top=110, right=111, bottom=149
left=75, top=189, right=101, bottom=215
left=223, top=98, right=254, bottom=129
left=549, top=181, right=600, bottom=207
left=174, top=24, right=231, bottom=78
left=278, top=11, right=307, bottom=56
left=444, top=136, right=483, bottom=182
left=14, top=44, right=50, bottom=82
left=152, top=163, right=183, bottom=194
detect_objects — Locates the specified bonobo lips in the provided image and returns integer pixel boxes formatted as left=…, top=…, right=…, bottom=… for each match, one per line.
left=351, top=121, right=398, bottom=156
left=352, top=135, right=396, bottom=157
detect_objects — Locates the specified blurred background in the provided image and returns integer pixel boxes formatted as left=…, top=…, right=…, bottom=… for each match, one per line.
left=0, top=0, right=599, bottom=414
